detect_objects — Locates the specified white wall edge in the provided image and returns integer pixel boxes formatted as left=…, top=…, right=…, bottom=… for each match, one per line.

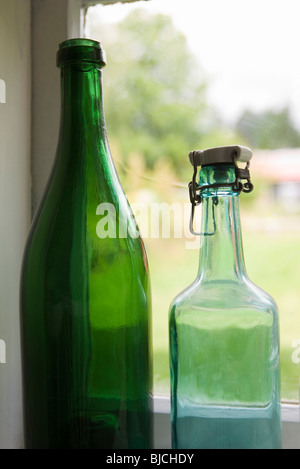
left=68, top=0, right=85, bottom=38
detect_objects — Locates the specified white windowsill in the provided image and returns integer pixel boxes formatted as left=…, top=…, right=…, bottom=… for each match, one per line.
left=153, top=395, right=300, bottom=450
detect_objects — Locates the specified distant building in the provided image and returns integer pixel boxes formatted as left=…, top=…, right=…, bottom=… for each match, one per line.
left=252, top=149, right=300, bottom=213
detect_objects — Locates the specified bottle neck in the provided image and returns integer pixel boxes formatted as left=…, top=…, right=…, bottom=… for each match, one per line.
left=59, top=63, right=107, bottom=150
left=197, top=165, right=247, bottom=282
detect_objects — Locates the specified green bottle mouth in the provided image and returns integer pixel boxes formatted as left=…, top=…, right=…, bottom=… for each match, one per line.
left=199, top=164, right=236, bottom=188
left=57, top=38, right=106, bottom=68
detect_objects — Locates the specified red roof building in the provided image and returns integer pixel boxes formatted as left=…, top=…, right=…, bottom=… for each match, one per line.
left=252, top=149, right=300, bottom=183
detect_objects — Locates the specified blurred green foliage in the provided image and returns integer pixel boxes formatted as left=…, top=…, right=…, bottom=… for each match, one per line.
left=101, top=9, right=241, bottom=178
left=97, top=8, right=300, bottom=182
left=236, top=107, right=300, bottom=149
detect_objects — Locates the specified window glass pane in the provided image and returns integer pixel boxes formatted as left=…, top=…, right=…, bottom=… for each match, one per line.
left=85, top=0, right=300, bottom=402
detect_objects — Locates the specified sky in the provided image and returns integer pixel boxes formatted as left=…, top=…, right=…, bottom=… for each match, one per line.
left=85, top=0, right=300, bottom=126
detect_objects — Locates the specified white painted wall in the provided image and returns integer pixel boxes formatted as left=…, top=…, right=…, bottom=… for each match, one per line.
left=31, top=0, right=82, bottom=214
left=31, top=0, right=70, bottom=213
left=0, top=0, right=31, bottom=449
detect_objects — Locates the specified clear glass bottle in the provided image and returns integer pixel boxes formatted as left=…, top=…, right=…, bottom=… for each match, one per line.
left=169, top=145, right=281, bottom=449
left=20, top=39, right=153, bottom=449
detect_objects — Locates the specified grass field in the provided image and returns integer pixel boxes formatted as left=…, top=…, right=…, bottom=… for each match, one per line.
left=144, top=215, right=300, bottom=402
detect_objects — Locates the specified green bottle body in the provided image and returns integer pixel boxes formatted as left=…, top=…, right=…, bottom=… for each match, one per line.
left=20, top=40, right=153, bottom=449
left=169, top=164, right=281, bottom=449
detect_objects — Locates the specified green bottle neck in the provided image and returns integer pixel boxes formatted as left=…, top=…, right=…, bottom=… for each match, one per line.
left=59, top=64, right=106, bottom=142
left=197, top=164, right=247, bottom=282
left=56, top=60, right=121, bottom=191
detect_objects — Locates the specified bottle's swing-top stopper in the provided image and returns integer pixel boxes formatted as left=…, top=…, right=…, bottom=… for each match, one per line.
left=188, top=145, right=254, bottom=235
left=189, top=144, right=252, bottom=167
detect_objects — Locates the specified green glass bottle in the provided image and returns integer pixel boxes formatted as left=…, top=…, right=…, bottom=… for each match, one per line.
left=169, top=145, right=281, bottom=449
left=20, top=39, right=153, bottom=449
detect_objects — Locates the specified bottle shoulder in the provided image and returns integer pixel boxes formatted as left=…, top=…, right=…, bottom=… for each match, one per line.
left=23, top=172, right=147, bottom=279
left=169, top=275, right=279, bottom=319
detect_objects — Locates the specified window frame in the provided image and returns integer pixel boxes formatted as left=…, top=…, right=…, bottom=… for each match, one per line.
left=64, top=0, right=300, bottom=448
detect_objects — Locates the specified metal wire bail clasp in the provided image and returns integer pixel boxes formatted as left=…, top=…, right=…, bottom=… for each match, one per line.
left=188, top=150, right=203, bottom=236
left=232, top=153, right=254, bottom=194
